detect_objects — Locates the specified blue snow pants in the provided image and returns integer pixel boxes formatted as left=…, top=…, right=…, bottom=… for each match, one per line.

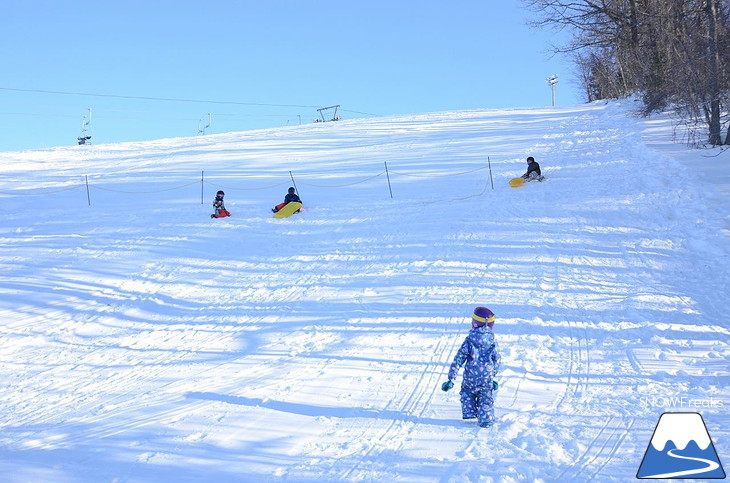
left=460, top=385, right=495, bottom=427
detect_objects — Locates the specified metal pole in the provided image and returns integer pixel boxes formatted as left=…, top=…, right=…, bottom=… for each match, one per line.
left=289, top=171, right=300, bottom=197
left=547, top=75, right=558, bottom=107
left=201, top=170, right=204, bottom=204
left=487, top=156, right=494, bottom=190
left=85, top=175, right=91, bottom=206
left=384, top=161, right=393, bottom=199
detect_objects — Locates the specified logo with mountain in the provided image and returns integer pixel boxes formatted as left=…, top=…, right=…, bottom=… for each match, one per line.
left=637, top=412, right=725, bottom=479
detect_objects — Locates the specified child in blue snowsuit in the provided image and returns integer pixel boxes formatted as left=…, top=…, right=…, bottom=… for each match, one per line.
left=441, top=306, right=501, bottom=427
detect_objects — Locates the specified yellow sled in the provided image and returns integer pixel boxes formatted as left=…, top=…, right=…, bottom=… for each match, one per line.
left=273, top=202, right=303, bottom=219
left=508, top=177, right=525, bottom=188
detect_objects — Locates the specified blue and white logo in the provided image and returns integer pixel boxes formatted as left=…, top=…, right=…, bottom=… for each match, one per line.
left=637, top=412, right=725, bottom=479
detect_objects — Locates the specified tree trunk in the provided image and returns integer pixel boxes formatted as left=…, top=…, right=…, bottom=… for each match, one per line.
left=705, top=0, right=723, bottom=145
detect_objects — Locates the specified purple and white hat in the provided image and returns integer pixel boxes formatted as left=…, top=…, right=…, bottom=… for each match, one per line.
left=472, top=306, right=496, bottom=329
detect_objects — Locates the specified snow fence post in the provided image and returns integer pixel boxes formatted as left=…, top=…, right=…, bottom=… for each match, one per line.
left=85, top=175, right=91, bottom=206
left=488, top=156, right=494, bottom=190
left=384, top=161, right=393, bottom=199
left=289, top=171, right=300, bottom=197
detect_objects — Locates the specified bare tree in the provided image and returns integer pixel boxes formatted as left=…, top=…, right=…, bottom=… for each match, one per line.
left=524, top=0, right=730, bottom=145
left=705, top=0, right=724, bottom=145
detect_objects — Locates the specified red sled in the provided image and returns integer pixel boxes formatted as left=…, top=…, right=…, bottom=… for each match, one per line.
left=211, top=209, right=231, bottom=219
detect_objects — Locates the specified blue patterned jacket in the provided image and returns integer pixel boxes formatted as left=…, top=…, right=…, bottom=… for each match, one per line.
left=448, top=326, right=500, bottom=390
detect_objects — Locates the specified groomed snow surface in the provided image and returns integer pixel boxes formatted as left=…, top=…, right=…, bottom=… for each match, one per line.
left=1, top=100, right=728, bottom=482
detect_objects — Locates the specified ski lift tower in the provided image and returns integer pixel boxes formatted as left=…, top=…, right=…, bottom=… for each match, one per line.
left=315, top=105, right=342, bottom=123
left=77, top=108, right=93, bottom=145
left=546, top=75, right=558, bottom=107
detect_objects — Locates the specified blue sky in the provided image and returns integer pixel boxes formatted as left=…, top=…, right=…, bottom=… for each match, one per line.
left=0, top=0, right=581, bottom=152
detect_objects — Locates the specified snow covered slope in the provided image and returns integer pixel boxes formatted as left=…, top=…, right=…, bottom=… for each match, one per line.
left=0, top=100, right=728, bottom=482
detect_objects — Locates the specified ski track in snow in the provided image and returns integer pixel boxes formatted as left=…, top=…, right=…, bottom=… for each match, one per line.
left=0, top=101, right=728, bottom=482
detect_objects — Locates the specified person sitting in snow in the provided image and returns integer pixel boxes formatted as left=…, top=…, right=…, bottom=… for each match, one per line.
left=211, top=190, right=231, bottom=218
left=441, top=306, right=501, bottom=428
left=521, top=156, right=543, bottom=181
left=272, top=187, right=302, bottom=213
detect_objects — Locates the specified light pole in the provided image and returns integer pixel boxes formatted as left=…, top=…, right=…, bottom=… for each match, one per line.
left=546, top=74, right=559, bottom=106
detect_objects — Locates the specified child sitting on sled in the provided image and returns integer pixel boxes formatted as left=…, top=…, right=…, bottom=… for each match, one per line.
left=211, top=190, right=231, bottom=218
left=521, top=156, right=544, bottom=181
left=441, top=306, right=501, bottom=428
left=272, top=187, right=302, bottom=213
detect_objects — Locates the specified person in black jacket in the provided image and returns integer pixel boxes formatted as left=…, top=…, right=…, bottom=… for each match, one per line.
left=521, top=156, right=542, bottom=180
left=520, top=156, right=545, bottom=181
left=272, top=187, right=302, bottom=213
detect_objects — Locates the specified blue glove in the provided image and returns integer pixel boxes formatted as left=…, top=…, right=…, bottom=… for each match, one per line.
left=492, top=380, right=499, bottom=391
left=441, top=380, right=454, bottom=392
